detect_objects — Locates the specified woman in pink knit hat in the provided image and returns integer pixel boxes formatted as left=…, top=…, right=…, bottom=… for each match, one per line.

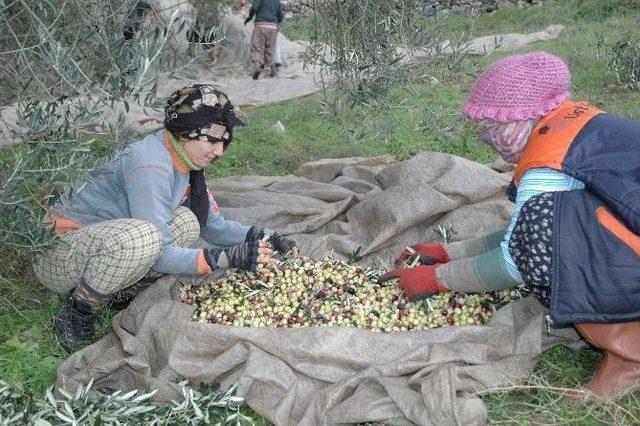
left=381, top=51, right=640, bottom=401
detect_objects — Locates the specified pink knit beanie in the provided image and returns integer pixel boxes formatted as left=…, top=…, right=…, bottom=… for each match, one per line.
left=461, top=51, right=571, bottom=123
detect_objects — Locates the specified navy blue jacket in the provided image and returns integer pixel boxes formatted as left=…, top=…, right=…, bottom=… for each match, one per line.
left=510, top=102, right=640, bottom=325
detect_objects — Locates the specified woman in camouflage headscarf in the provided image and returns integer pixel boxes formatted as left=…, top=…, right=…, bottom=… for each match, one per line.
left=34, top=84, right=298, bottom=353
left=164, top=84, right=245, bottom=224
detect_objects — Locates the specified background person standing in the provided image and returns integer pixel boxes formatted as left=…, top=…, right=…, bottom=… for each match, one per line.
left=244, top=0, right=283, bottom=79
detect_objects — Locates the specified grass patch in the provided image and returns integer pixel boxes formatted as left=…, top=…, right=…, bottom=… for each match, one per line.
left=3, top=0, right=640, bottom=423
left=211, top=82, right=494, bottom=178
left=280, top=15, right=314, bottom=41
left=484, top=345, right=640, bottom=424
left=440, top=0, right=638, bottom=36
left=0, top=280, right=65, bottom=394
left=430, top=0, right=640, bottom=119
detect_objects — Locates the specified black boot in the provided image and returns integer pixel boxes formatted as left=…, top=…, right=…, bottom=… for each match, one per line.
left=269, top=64, right=278, bottom=78
left=53, top=294, right=96, bottom=353
left=251, top=70, right=261, bottom=80
left=109, top=271, right=166, bottom=311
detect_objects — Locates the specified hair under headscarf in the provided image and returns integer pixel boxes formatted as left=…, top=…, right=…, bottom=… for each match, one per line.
left=164, top=84, right=245, bottom=225
left=478, top=118, right=537, bottom=163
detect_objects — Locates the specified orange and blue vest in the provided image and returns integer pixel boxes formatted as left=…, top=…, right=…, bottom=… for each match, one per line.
left=509, top=101, right=640, bottom=325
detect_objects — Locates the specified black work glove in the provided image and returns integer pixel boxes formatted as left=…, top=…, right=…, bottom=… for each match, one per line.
left=203, top=241, right=260, bottom=271
left=269, top=232, right=297, bottom=255
left=244, top=16, right=252, bottom=25
left=246, top=226, right=298, bottom=255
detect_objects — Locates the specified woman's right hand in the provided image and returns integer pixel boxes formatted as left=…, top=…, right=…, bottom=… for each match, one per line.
left=204, top=240, right=277, bottom=271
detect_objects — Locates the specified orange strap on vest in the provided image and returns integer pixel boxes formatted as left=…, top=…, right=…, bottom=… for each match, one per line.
left=596, top=207, right=640, bottom=258
left=513, top=101, right=604, bottom=185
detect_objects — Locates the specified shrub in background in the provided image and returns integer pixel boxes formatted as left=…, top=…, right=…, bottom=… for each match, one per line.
left=607, top=28, right=640, bottom=90
left=304, top=0, right=459, bottom=107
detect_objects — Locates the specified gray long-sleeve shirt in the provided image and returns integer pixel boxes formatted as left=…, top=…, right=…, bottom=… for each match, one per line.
left=54, top=131, right=250, bottom=275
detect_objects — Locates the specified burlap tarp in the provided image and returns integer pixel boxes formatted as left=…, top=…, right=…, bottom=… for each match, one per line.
left=56, top=151, right=581, bottom=425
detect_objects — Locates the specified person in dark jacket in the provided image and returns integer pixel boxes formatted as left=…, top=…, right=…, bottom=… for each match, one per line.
left=244, top=0, right=284, bottom=79
left=381, top=51, right=640, bottom=401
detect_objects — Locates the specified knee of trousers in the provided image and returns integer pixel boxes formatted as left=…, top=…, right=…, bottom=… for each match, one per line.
left=169, top=206, right=200, bottom=247
left=100, top=219, right=164, bottom=269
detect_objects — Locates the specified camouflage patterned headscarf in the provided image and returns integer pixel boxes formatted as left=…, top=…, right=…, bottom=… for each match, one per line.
left=164, top=84, right=245, bottom=226
left=164, top=84, right=244, bottom=147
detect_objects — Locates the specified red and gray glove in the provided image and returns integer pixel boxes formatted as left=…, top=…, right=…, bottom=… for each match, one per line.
left=379, top=264, right=447, bottom=301
left=394, top=242, right=449, bottom=267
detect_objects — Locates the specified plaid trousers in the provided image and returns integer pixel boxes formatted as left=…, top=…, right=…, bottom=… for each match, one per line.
left=34, top=206, right=200, bottom=295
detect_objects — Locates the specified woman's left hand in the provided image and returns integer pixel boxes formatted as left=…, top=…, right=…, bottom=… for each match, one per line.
left=269, top=232, right=299, bottom=257
left=379, top=265, right=447, bottom=301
